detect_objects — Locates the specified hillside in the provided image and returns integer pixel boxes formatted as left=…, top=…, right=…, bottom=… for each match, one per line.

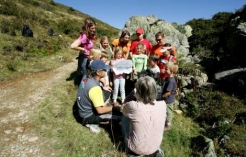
left=0, top=0, right=119, bottom=81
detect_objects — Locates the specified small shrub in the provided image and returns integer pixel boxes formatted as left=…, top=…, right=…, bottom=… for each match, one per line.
left=49, top=0, right=56, bottom=6
left=6, top=62, right=17, bottom=71
left=68, top=7, right=75, bottom=12
left=0, top=1, right=18, bottom=16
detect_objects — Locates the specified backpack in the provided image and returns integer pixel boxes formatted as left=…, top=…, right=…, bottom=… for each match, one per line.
left=22, top=25, right=33, bottom=37
left=48, top=28, right=57, bottom=36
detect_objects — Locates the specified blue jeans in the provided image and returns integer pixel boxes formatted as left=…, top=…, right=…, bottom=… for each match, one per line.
left=78, top=54, right=88, bottom=78
left=113, top=77, right=125, bottom=101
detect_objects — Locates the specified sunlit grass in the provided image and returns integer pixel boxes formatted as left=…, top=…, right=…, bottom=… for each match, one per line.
left=32, top=78, right=203, bottom=157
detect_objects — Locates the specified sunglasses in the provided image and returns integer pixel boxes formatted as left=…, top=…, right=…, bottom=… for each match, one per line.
left=155, top=38, right=162, bottom=42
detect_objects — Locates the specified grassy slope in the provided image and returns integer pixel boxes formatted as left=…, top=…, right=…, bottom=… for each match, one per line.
left=0, top=0, right=119, bottom=81
left=33, top=79, right=201, bottom=157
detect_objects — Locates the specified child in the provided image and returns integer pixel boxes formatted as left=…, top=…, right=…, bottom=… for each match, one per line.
left=88, top=48, right=101, bottom=65
left=99, top=36, right=113, bottom=61
left=162, top=61, right=178, bottom=130
left=158, top=43, right=177, bottom=88
left=100, top=51, right=112, bottom=87
left=132, top=42, right=148, bottom=78
left=111, top=47, right=126, bottom=106
left=100, top=51, right=112, bottom=102
left=79, top=49, right=101, bottom=89
left=147, top=54, right=160, bottom=80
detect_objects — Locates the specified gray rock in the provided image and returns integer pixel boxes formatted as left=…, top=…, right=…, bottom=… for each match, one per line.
left=122, top=15, right=191, bottom=57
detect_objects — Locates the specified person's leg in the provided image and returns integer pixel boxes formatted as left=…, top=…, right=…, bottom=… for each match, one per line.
left=121, top=116, right=130, bottom=152
left=119, top=78, right=126, bottom=103
left=77, top=54, right=82, bottom=75
left=82, top=115, right=101, bottom=133
left=165, top=102, right=174, bottom=130
left=80, top=55, right=88, bottom=78
left=99, top=113, right=122, bottom=122
left=113, top=78, right=120, bottom=106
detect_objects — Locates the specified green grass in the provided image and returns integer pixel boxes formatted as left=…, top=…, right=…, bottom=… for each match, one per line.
left=163, top=110, right=201, bottom=156
left=32, top=78, right=202, bottom=157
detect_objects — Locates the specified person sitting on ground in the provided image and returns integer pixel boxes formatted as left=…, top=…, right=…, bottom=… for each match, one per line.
left=76, top=60, right=121, bottom=133
left=121, top=76, right=166, bottom=157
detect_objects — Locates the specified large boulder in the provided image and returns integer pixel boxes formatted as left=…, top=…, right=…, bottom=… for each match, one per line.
left=121, top=15, right=192, bottom=57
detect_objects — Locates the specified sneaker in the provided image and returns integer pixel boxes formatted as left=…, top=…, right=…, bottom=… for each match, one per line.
left=164, top=122, right=171, bottom=131
left=155, top=149, right=164, bottom=157
left=85, top=124, right=100, bottom=133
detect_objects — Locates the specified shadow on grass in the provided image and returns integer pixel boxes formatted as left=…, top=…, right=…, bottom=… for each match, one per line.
left=72, top=101, right=125, bottom=153
left=66, top=71, right=82, bottom=87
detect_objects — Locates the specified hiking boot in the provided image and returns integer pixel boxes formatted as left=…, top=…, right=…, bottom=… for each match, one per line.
left=164, top=122, right=171, bottom=131
left=85, top=124, right=100, bottom=133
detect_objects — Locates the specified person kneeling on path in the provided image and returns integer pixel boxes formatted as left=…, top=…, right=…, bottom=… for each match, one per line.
left=76, top=60, right=121, bottom=133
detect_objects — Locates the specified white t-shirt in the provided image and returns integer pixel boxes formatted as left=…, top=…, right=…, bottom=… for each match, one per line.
left=147, top=65, right=160, bottom=79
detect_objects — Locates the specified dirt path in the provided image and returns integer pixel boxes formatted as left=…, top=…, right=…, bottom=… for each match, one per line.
left=0, top=59, right=77, bottom=157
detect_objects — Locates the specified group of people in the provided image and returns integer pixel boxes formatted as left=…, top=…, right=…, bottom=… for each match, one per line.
left=70, top=17, right=179, bottom=157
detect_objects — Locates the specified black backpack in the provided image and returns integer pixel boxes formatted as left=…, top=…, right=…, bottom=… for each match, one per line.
left=48, top=28, right=56, bottom=36
left=22, top=25, right=33, bottom=37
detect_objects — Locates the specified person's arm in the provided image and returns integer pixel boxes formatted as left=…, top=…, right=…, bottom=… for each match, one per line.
left=171, top=45, right=177, bottom=57
left=124, top=42, right=131, bottom=59
left=70, top=39, right=85, bottom=52
left=89, top=86, right=112, bottom=114
left=143, top=55, right=148, bottom=70
left=124, top=47, right=130, bottom=59
left=132, top=55, right=137, bottom=74
left=95, top=104, right=113, bottom=114
left=124, top=88, right=136, bottom=104
left=147, top=41, right=153, bottom=57
left=129, top=41, right=135, bottom=59
left=100, top=77, right=106, bottom=86
left=162, top=91, right=171, bottom=98
left=111, top=39, right=117, bottom=55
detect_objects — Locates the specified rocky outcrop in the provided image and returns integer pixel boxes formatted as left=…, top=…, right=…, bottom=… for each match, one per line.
left=121, top=15, right=191, bottom=57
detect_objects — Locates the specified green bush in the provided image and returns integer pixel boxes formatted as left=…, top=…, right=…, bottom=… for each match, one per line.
left=6, top=61, right=17, bottom=71
left=49, top=0, right=56, bottom=6
left=0, top=1, right=18, bottom=16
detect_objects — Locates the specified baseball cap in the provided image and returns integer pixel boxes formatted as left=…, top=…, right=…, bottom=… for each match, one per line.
left=90, top=60, right=110, bottom=71
left=160, top=46, right=172, bottom=53
left=136, top=28, right=144, bottom=34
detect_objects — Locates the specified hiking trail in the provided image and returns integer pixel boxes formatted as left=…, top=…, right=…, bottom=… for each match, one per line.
left=0, top=59, right=77, bottom=157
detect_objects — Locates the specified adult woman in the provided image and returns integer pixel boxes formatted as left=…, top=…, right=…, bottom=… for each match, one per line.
left=71, top=18, right=96, bottom=78
left=121, top=76, right=166, bottom=156
left=112, top=30, right=131, bottom=59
